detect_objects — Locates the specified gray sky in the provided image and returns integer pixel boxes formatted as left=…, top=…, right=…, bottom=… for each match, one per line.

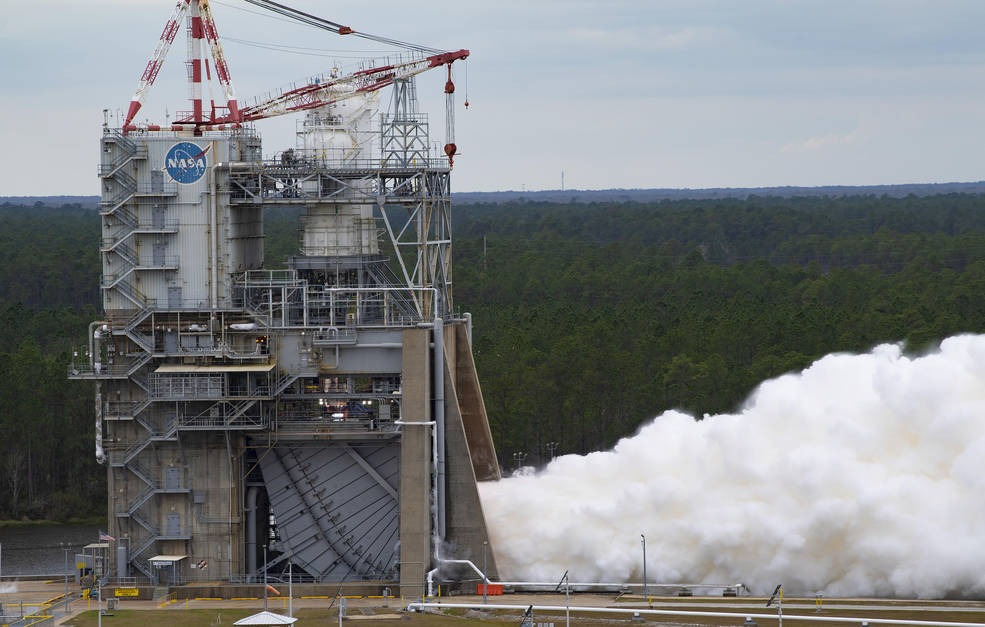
left=2, top=0, right=984, bottom=195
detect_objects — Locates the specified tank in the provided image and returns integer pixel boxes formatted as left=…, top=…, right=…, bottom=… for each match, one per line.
left=296, top=90, right=381, bottom=257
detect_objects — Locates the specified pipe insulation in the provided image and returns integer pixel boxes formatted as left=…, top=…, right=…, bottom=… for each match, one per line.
left=94, top=382, right=105, bottom=465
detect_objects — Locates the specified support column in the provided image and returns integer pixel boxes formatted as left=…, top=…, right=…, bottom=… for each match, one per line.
left=399, top=328, right=432, bottom=599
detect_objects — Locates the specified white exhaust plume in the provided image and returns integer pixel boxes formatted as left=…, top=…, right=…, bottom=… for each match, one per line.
left=479, top=335, right=985, bottom=598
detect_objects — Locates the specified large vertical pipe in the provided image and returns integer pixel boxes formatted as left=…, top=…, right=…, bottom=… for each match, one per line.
left=226, top=431, right=235, bottom=579
left=95, top=382, right=106, bottom=465
left=246, top=486, right=258, bottom=576
left=92, top=325, right=103, bottom=374
left=434, top=316, right=446, bottom=541
left=93, top=324, right=106, bottom=465
left=209, top=153, right=218, bottom=312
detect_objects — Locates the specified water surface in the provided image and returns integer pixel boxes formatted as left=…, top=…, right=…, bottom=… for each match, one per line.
left=0, top=524, right=102, bottom=576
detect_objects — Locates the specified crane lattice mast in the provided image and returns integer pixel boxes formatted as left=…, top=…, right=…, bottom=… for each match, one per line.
left=121, top=0, right=467, bottom=165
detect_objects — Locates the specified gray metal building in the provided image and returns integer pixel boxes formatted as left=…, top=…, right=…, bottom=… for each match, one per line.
left=71, top=84, right=499, bottom=595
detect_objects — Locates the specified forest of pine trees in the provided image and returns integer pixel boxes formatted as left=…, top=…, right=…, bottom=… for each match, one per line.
left=2, top=192, right=985, bottom=518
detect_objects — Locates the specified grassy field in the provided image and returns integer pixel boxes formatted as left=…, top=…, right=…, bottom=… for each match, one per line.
left=61, top=598, right=985, bottom=627
left=500, top=607, right=985, bottom=627
left=64, top=609, right=491, bottom=627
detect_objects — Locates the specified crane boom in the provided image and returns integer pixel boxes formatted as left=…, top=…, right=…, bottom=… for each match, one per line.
left=199, top=0, right=240, bottom=122
left=122, top=0, right=469, bottom=162
left=196, top=50, right=468, bottom=126
left=123, top=0, right=190, bottom=129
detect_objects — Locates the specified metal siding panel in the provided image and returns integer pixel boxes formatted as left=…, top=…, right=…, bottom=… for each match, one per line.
left=259, top=444, right=400, bottom=581
left=131, top=135, right=239, bottom=310
left=166, top=513, right=180, bottom=536
left=165, top=466, right=180, bottom=489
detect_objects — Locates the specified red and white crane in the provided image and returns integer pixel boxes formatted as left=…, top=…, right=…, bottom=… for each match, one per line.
left=122, top=0, right=468, bottom=163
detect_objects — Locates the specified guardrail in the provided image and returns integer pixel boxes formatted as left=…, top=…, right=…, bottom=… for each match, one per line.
left=1, top=591, right=81, bottom=627
left=408, top=603, right=985, bottom=627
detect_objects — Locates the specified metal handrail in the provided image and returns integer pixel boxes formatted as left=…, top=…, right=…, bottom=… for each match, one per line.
left=409, top=602, right=985, bottom=627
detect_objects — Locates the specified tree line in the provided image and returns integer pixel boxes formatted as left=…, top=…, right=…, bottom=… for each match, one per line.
left=455, top=194, right=985, bottom=467
left=1, top=193, right=985, bottom=516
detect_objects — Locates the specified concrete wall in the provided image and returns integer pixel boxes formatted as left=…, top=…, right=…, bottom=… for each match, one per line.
left=107, top=430, right=244, bottom=580
left=398, top=328, right=432, bottom=598
left=184, top=433, right=245, bottom=579
left=443, top=358, right=500, bottom=579
left=452, top=323, right=501, bottom=481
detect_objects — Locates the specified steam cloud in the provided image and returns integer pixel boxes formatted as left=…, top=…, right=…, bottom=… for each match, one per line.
left=478, top=336, right=985, bottom=598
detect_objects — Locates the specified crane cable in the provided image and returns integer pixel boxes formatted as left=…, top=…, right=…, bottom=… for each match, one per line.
left=223, top=35, right=403, bottom=59
left=239, top=0, right=445, bottom=55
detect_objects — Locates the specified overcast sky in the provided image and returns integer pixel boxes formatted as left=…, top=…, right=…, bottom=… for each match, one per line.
left=2, top=0, right=984, bottom=195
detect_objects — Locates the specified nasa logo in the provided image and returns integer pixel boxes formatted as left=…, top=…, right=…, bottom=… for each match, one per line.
left=165, top=142, right=210, bottom=184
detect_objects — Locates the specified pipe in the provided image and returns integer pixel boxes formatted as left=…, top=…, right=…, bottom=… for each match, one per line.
left=439, top=558, right=484, bottom=581
left=226, top=431, right=235, bottom=572
left=464, top=312, right=472, bottom=345
left=408, top=603, right=985, bottom=627
left=88, top=321, right=106, bottom=369
left=90, top=322, right=109, bottom=466
left=426, top=568, right=437, bottom=598
left=246, top=486, right=258, bottom=575
left=94, top=382, right=106, bottom=465
left=494, top=581, right=743, bottom=590
left=426, top=541, right=485, bottom=597
left=425, top=572, right=745, bottom=598
left=433, top=315, right=446, bottom=541
left=209, top=151, right=219, bottom=311
left=91, top=322, right=108, bottom=374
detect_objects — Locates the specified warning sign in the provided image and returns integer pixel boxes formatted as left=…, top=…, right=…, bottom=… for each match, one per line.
left=115, top=588, right=139, bottom=597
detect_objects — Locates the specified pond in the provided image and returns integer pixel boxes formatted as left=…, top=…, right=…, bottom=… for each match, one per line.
left=0, top=524, right=103, bottom=576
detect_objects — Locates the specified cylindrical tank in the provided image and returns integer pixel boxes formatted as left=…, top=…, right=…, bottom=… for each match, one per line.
left=297, top=90, right=381, bottom=257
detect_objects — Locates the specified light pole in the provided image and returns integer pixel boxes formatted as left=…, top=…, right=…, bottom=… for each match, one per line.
left=640, top=534, right=648, bottom=603
left=482, top=541, right=488, bottom=605
left=62, top=543, right=71, bottom=611
left=565, top=573, right=570, bottom=627
left=263, top=545, right=268, bottom=611
left=546, top=442, right=559, bottom=460
left=766, top=584, right=783, bottom=627
left=512, top=452, right=526, bottom=472
left=554, top=570, right=570, bottom=627
left=288, top=561, right=293, bottom=617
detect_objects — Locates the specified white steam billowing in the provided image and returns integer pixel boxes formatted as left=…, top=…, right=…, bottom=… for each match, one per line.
left=478, top=335, right=985, bottom=598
